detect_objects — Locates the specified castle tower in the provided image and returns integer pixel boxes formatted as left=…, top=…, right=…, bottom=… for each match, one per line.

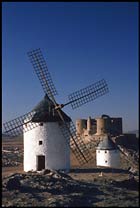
left=87, top=116, right=92, bottom=134
left=95, top=116, right=111, bottom=135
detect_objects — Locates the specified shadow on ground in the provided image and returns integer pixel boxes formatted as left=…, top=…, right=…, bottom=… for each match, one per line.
left=70, top=167, right=128, bottom=174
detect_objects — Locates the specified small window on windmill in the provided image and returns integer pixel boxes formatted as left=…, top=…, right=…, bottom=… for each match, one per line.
left=39, top=123, right=43, bottom=126
left=105, top=160, right=107, bottom=163
left=105, top=150, right=107, bottom=153
left=39, top=141, right=43, bottom=145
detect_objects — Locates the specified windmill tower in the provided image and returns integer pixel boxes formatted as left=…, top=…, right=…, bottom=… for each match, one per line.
left=96, top=134, right=120, bottom=168
left=23, top=95, right=71, bottom=172
left=3, top=48, right=109, bottom=172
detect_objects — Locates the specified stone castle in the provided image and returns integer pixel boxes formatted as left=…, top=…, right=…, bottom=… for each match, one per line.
left=76, top=114, right=122, bottom=140
left=76, top=114, right=137, bottom=148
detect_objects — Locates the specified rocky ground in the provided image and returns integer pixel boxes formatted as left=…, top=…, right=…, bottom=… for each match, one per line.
left=2, top=146, right=23, bottom=167
left=2, top=137, right=139, bottom=207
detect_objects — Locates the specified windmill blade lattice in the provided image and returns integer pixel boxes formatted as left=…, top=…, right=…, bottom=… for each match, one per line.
left=59, top=120, right=93, bottom=165
left=27, top=48, right=58, bottom=99
left=68, top=79, right=109, bottom=109
left=3, top=111, right=39, bottom=137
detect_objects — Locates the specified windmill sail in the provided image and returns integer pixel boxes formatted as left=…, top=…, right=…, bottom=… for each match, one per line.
left=27, top=48, right=58, bottom=99
left=59, top=120, right=94, bottom=165
left=3, top=111, right=39, bottom=137
left=68, top=79, right=109, bottom=109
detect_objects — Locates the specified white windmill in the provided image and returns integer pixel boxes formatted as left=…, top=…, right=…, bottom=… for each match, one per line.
left=96, top=134, right=120, bottom=168
left=23, top=95, right=71, bottom=172
left=3, top=48, right=109, bottom=172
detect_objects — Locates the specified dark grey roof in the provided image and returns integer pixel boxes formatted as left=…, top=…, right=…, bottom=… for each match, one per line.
left=96, top=136, right=118, bottom=150
left=31, top=94, right=71, bottom=122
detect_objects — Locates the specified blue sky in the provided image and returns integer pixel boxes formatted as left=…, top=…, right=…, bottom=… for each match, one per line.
left=2, top=2, right=138, bottom=132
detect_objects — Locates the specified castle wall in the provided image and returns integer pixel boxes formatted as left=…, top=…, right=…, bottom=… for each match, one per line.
left=76, top=116, right=123, bottom=137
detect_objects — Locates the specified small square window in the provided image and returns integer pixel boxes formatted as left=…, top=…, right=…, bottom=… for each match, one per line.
left=105, top=150, right=107, bottom=153
left=39, top=141, right=43, bottom=145
left=105, top=160, right=107, bottom=163
left=39, top=123, right=43, bottom=126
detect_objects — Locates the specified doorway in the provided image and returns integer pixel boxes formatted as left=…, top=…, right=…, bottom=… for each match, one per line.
left=36, top=155, right=45, bottom=171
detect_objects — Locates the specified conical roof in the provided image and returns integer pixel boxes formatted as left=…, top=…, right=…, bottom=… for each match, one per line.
left=96, top=136, right=118, bottom=150
left=31, top=94, right=71, bottom=122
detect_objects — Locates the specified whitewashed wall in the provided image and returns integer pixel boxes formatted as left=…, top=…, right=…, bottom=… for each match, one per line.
left=24, top=122, right=70, bottom=172
left=96, top=149, right=120, bottom=168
